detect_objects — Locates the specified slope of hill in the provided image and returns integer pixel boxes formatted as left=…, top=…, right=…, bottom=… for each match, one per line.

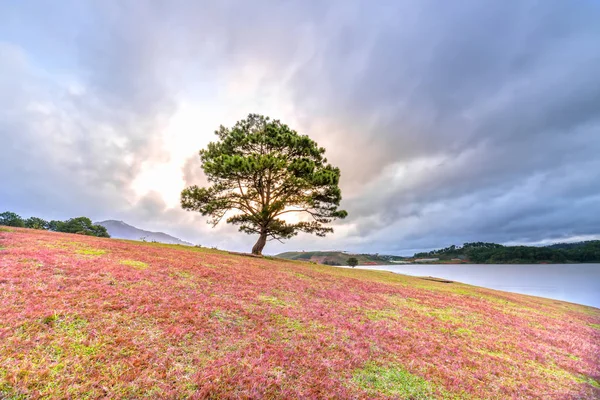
left=277, top=251, right=406, bottom=265
left=1, top=228, right=599, bottom=398
left=96, top=220, right=192, bottom=246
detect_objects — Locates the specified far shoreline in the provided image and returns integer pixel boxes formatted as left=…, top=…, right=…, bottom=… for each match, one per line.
left=334, top=262, right=600, bottom=309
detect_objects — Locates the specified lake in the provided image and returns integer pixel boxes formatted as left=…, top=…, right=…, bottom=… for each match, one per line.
left=352, top=263, right=600, bottom=309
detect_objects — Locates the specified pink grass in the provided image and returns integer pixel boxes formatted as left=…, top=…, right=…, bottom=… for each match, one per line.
left=0, top=228, right=599, bottom=399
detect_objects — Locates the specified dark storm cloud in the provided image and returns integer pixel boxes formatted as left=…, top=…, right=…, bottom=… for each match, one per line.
left=1, top=0, right=599, bottom=253
left=272, top=0, right=600, bottom=252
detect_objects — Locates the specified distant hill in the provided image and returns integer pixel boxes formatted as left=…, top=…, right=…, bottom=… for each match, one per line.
left=284, top=240, right=600, bottom=266
left=95, top=220, right=192, bottom=246
left=414, top=241, right=600, bottom=264
left=276, top=251, right=406, bottom=266
left=547, top=240, right=600, bottom=250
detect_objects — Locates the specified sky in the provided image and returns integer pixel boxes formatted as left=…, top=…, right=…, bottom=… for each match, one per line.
left=1, top=1, right=600, bottom=255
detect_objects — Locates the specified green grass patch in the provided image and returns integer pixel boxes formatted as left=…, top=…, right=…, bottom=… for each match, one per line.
left=258, top=295, right=288, bottom=307
left=268, top=315, right=308, bottom=343
left=352, top=362, right=434, bottom=399
left=272, top=314, right=304, bottom=331
left=27, top=315, right=100, bottom=359
left=365, top=308, right=401, bottom=321
left=476, top=348, right=513, bottom=362
left=40, top=313, right=60, bottom=326
left=577, top=375, right=600, bottom=389
left=171, top=270, right=193, bottom=279
left=119, top=259, right=149, bottom=269
left=527, top=360, right=578, bottom=383
left=0, top=227, right=13, bottom=232
left=76, top=248, right=106, bottom=256
left=54, top=315, right=88, bottom=338
left=454, top=327, right=474, bottom=337
left=588, top=323, right=600, bottom=330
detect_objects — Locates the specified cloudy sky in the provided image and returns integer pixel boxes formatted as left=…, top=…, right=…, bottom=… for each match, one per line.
left=1, top=1, right=599, bottom=255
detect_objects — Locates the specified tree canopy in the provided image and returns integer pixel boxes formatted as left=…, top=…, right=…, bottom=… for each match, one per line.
left=24, top=217, right=50, bottom=230
left=0, top=212, right=25, bottom=227
left=181, top=114, right=347, bottom=255
left=347, top=257, right=359, bottom=268
left=50, top=217, right=110, bottom=238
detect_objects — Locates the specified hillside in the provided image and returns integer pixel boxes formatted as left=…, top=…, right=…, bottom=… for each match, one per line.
left=277, top=251, right=405, bottom=265
left=1, top=228, right=599, bottom=399
left=96, top=220, right=192, bottom=246
left=414, top=241, right=600, bottom=264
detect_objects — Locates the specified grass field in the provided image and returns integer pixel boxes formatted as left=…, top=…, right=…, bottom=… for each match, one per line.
left=1, top=228, right=599, bottom=399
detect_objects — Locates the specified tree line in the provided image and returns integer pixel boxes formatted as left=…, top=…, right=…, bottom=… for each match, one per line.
left=0, top=211, right=110, bottom=238
left=415, top=241, right=600, bottom=263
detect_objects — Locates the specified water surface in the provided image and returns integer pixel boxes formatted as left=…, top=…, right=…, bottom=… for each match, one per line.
left=353, top=263, right=600, bottom=309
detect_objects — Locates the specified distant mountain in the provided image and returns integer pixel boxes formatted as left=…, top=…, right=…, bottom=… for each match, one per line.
left=95, top=220, right=192, bottom=246
left=276, top=251, right=406, bottom=266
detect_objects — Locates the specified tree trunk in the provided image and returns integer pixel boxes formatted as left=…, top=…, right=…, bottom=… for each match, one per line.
left=251, top=231, right=267, bottom=255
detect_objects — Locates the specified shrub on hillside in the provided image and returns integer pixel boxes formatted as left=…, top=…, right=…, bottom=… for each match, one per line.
left=0, top=211, right=25, bottom=227
left=51, top=217, right=110, bottom=238
left=24, top=217, right=50, bottom=230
